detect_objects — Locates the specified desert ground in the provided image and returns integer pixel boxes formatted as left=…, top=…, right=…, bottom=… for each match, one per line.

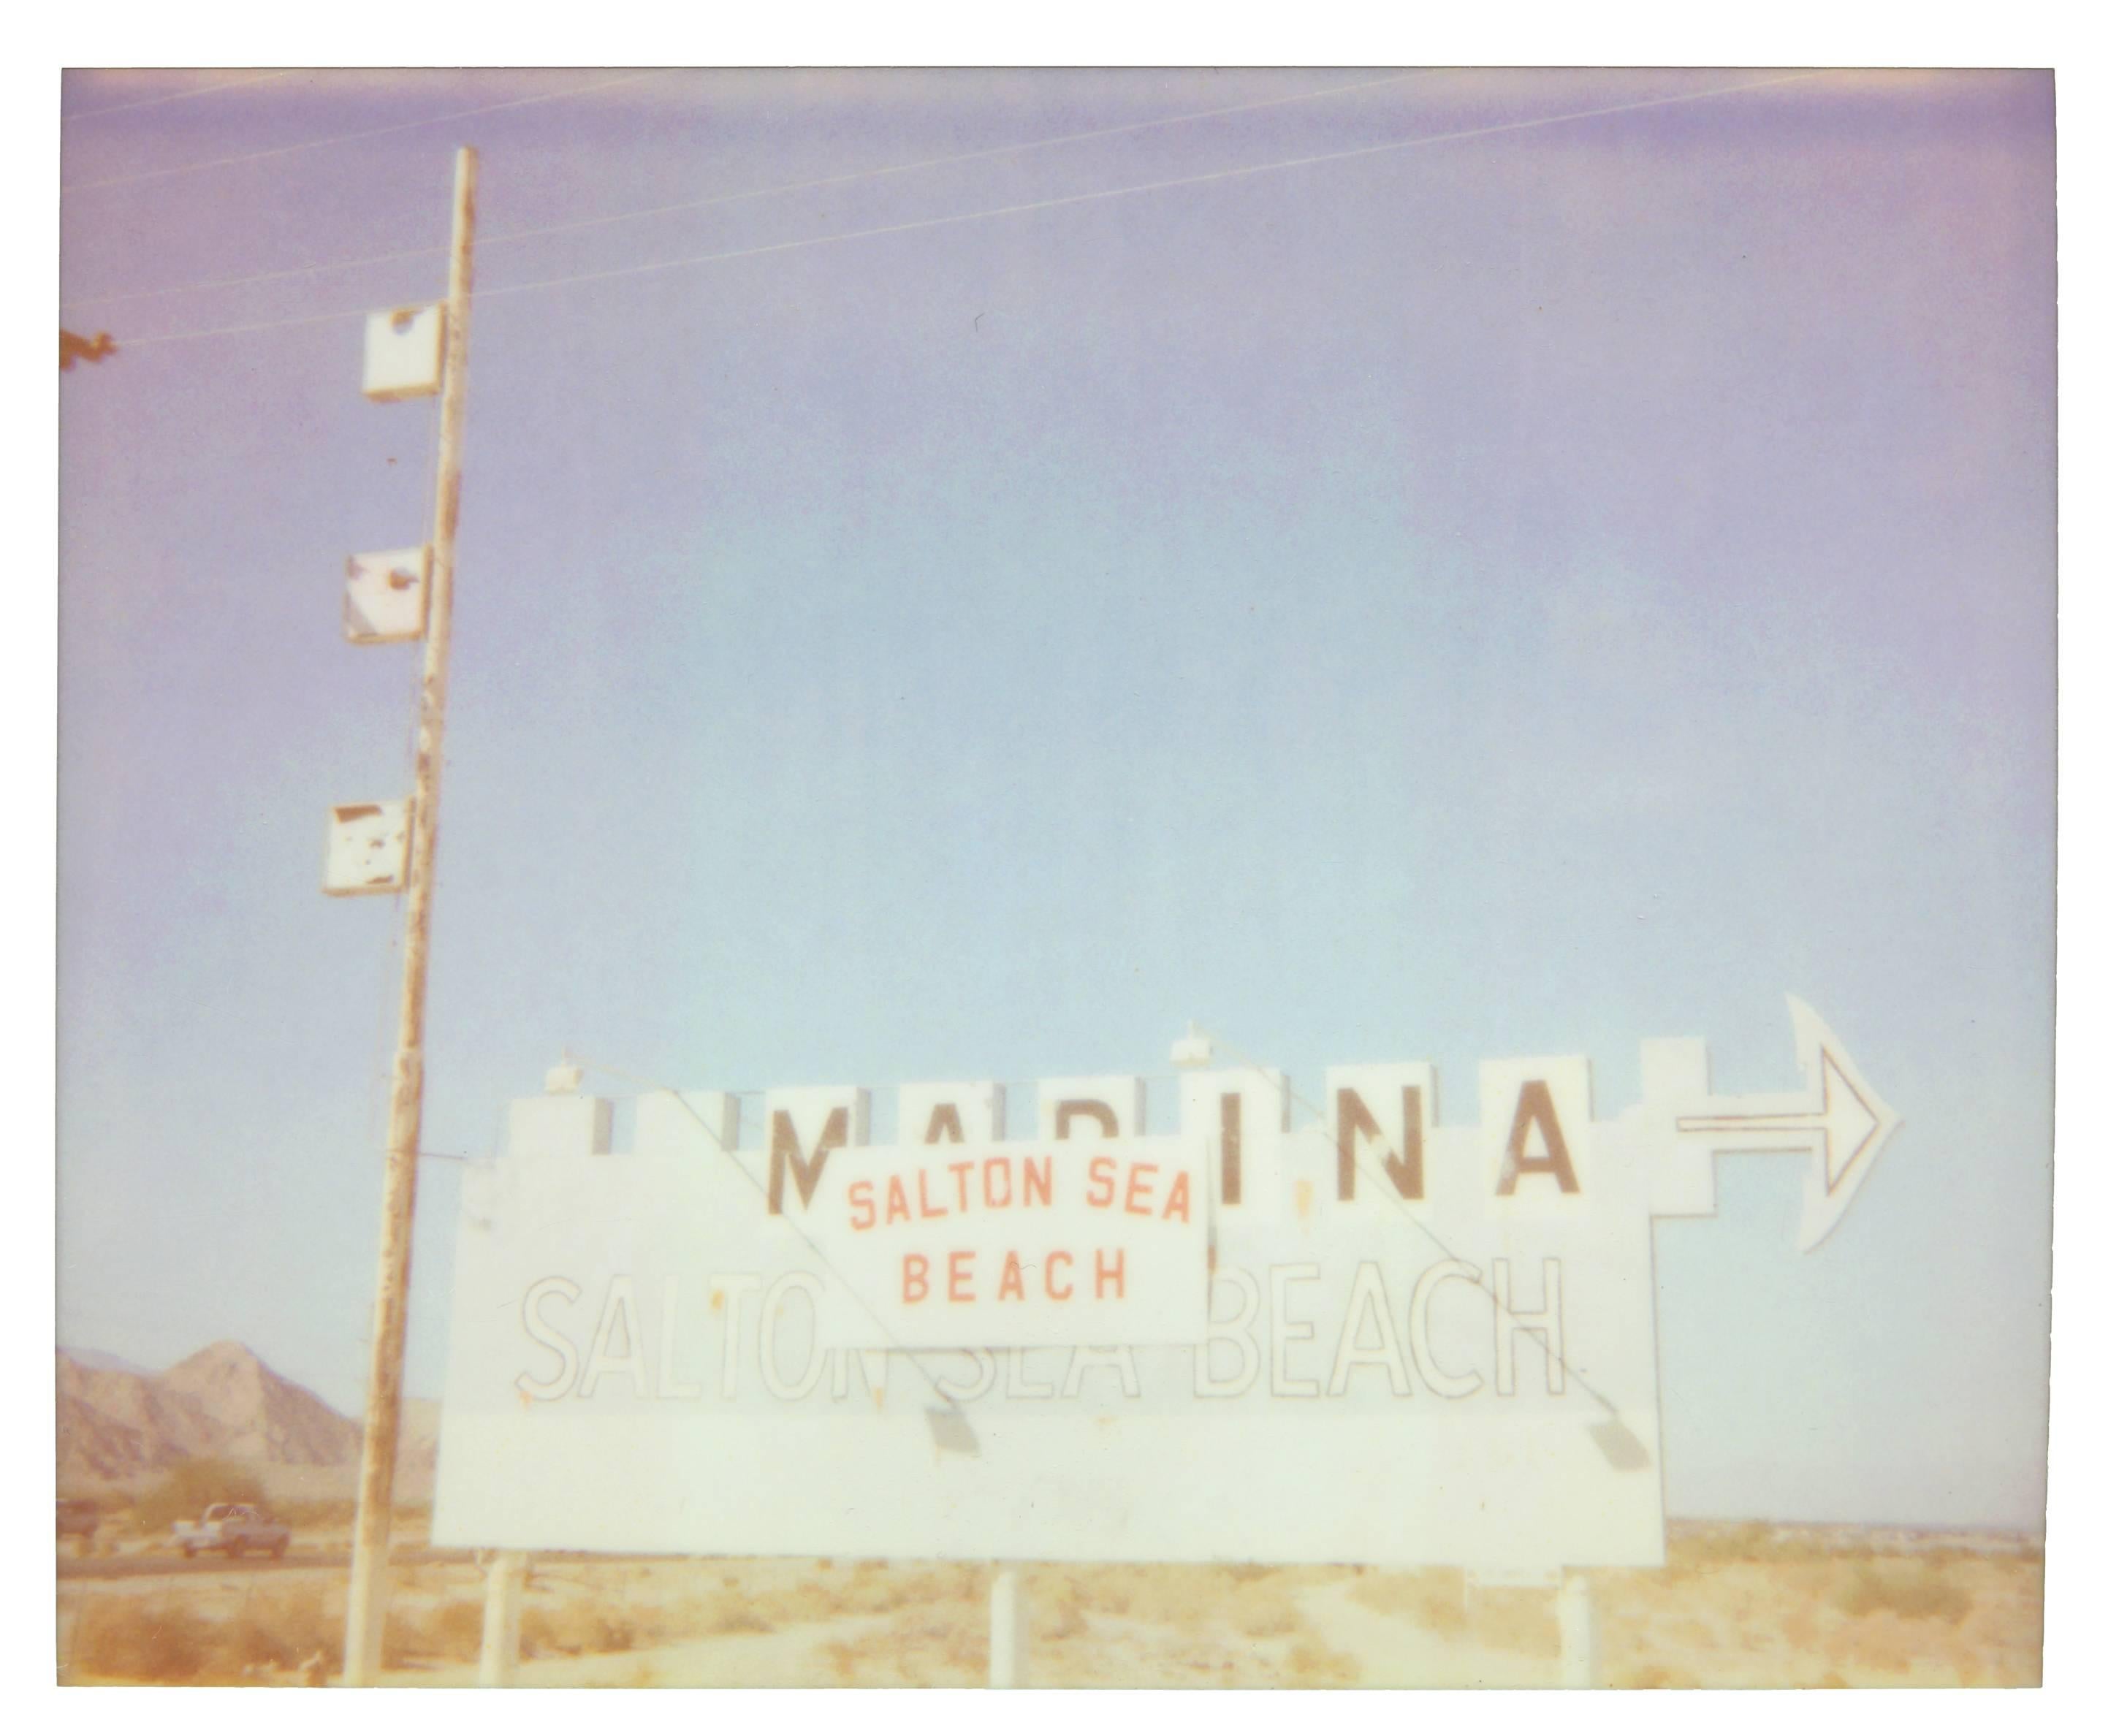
left=55, top=1515, right=2041, bottom=1688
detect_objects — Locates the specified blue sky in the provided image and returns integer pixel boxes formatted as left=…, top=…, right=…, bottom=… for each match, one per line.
left=57, top=67, right=2054, bottom=1526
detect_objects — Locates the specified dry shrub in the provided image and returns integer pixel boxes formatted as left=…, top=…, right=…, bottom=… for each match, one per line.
left=781, top=1561, right=979, bottom=1622
left=1468, top=1588, right=1561, bottom=1658
left=71, top=1585, right=342, bottom=1685
left=942, top=1615, right=986, bottom=1672
left=1682, top=1520, right=1778, bottom=1564
left=1035, top=1599, right=1087, bottom=1641
left=134, top=1460, right=267, bottom=1534
left=1619, top=1664, right=1701, bottom=1689
left=1042, top=1562, right=1308, bottom=1638
left=1286, top=1639, right=1359, bottom=1685
left=821, top=1608, right=983, bottom=1686
left=275, top=1497, right=356, bottom=1531
left=685, top=1591, right=774, bottom=1635
left=1834, top=1564, right=1972, bottom=1625
left=821, top=1620, right=973, bottom=1687
left=391, top=1596, right=487, bottom=1662
left=508, top=1580, right=786, bottom=1660
left=521, top=1603, right=639, bottom=1659
left=1667, top=1521, right=1850, bottom=1574
left=1844, top=1623, right=1915, bottom=1676
left=772, top=1560, right=1366, bottom=1688
left=1589, top=1547, right=2038, bottom=1688
left=1234, top=1603, right=1299, bottom=1639
left=73, top=1600, right=218, bottom=1683
left=230, top=1584, right=342, bottom=1675
left=924, top=1610, right=987, bottom=1678
left=1349, top=1568, right=1469, bottom=1638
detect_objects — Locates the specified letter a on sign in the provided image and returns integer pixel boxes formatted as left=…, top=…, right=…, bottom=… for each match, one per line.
left=1497, top=1081, right=1580, bottom=1195
left=1480, top=1058, right=1591, bottom=1200
left=900, top=1082, right=1006, bottom=1148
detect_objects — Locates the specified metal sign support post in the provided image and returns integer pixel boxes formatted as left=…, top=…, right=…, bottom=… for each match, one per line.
left=1556, top=1572, right=1602, bottom=1688
left=341, top=143, right=479, bottom=1687
left=477, top=1550, right=530, bottom=1686
left=989, top=1564, right=1030, bottom=1687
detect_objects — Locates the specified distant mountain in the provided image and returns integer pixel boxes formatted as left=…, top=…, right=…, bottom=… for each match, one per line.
left=55, top=1390, right=165, bottom=1482
left=59, top=1346, right=152, bottom=1376
left=57, top=1352, right=228, bottom=1479
left=56, top=1343, right=388, bottom=1489
left=158, top=1342, right=362, bottom=1466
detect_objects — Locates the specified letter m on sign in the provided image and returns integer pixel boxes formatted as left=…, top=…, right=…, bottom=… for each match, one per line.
left=768, top=1108, right=848, bottom=1214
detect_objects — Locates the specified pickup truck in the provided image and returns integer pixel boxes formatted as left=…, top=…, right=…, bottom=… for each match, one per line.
left=172, top=1503, right=290, bottom=1560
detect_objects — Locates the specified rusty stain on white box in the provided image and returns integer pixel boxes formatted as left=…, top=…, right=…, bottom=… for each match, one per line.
left=343, top=546, right=430, bottom=644
left=324, top=799, right=411, bottom=896
left=362, top=304, right=445, bottom=402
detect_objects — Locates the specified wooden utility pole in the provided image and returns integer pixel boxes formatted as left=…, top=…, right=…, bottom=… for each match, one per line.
left=342, top=143, right=479, bottom=1687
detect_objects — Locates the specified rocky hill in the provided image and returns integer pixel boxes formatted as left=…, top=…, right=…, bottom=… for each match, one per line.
left=58, top=1346, right=151, bottom=1376
left=156, top=1342, right=362, bottom=1465
left=56, top=1344, right=433, bottom=1493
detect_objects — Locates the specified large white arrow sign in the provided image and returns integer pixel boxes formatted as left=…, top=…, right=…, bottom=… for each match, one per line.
left=1662, top=996, right=1901, bottom=1252
left=435, top=995, right=1903, bottom=1573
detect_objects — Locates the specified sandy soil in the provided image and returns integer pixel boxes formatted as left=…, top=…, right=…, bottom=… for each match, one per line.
left=56, top=1521, right=2042, bottom=1689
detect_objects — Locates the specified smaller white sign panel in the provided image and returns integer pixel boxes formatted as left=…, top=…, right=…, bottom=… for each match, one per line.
left=797, top=1136, right=1210, bottom=1348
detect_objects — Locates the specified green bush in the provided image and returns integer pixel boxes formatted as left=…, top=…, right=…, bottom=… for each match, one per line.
left=135, top=1459, right=267, bottom=1534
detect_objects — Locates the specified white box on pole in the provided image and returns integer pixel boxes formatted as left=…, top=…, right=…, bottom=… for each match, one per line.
left=322, top=800, right=411, bottom=896
left=343, top=547, right=430, bottom=644
left=362, top=304, right=446, bottom=401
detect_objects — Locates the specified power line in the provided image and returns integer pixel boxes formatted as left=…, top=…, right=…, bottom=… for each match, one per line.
left=62, top=70, right=296, bottom=123
left=484, top=68, right=1435, bottom=252
left=110, top=72, right=1825, bottom=352
left=476, top=72, right=1825, bottom=308
left=62, top=69, right=1430, bottom=313
left=115, top=301, right=360, bottom=351
left=62, top=69, right=665, bottom=193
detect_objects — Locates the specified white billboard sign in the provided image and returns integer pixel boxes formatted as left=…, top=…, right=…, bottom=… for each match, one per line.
left=433, top=999, right=1897, bottom=1575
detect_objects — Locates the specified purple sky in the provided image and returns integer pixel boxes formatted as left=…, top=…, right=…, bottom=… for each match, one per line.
left=58, top=68, right=2054, bottom=1526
